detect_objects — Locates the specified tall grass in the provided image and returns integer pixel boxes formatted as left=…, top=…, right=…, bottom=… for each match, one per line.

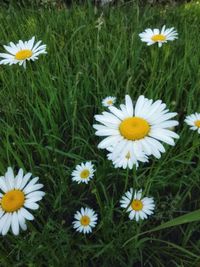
left=0, top=2, right=200, bottom=266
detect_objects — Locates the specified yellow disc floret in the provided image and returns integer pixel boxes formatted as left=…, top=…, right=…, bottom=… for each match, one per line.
left=107, top=100, right=113, bottom=105
left=151, top=34, right=166, bottom=42
left=119, top=117, right=150, bottom=140
left=195, top=120, right=200, bottom=128
left=15, top=49, right=33, bottom=60
left=131, top=199, right=143, bottom=211
left=1, top=190, right=25, bottom=212
left=80, top=169, right=90, bottom=179
left=80, top=215, right=90, bottom=226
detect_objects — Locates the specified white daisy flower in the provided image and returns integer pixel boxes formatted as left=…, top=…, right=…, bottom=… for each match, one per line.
left=139, top=25, right=178, bottom=47
left=185, top=113, right=200, bottom=134
left=102, top=96, right=116, bottom=107
left=72, top=207, right=98, bottom=234
left=0, top=167, right=45, bottom=236
left=93, top=95, right=179, bottom=162
left=71, top=162, right=95, bottom=184
left=0, top=36, right=47, bottom=68
left=120, top=188, right=155, bottom=221
left=107, top=146, right=148, bottom=169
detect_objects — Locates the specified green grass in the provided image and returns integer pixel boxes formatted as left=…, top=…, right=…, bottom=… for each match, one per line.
left=0, top=1, right=200, bottom=266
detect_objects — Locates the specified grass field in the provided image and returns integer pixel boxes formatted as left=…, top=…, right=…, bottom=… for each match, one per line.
left=0, top=1, right=200, bottom=266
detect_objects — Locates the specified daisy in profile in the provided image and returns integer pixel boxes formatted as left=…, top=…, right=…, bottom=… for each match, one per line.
left=0, top=167, right=45, bottom=236
left=102, top=96, right=116, bottom=107
left=120, top=188, right=155, bottom=221
left=139, top=25, right=178, bottom=47
left=0, top=36, right=47, bottom=68
left=93, top=95, right=179, bottom=166
left=107, top=145, right=148, bottom=169
left=71, top=162, right=95, bottom=184
left=72, top=207, right=98, bottom=234
left=185, top=113, right=200, bottom=134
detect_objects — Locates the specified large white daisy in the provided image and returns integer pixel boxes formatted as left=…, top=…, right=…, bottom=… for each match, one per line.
left=120, top=188, right=155, bottom=221
left=185, top=113, right=200, bottom=134
left=93, top=95, right=179, bottom=163
left=0, top=36, right=47, bottom=68
left=72, top=207, right=98, bottom=234
left=139, top=25, right=178, bottom=47
left=71, top=162, right=95, bottom=184
left=0, top=167, right=45, bottom=236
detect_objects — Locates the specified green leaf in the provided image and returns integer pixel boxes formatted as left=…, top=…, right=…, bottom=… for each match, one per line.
left=123, top=209, right=200, bottom=247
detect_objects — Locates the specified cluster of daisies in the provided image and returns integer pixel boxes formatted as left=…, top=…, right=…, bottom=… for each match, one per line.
left=71, top=91, right=200, bottom=233
left=100, top=95, right=200, bottom=169
left=71, top=161, right=155, bottom=233
left=0, top=25, right=199, bottom=236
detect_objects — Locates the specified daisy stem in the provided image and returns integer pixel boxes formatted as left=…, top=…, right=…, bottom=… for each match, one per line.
left=124, top=168, right=129, bottom=192
left=133, top=166, right=138, bottom=189
left=135, top=221, right=141, bottom=246
left=188, top=134, right=199, bottom=161
left=193, top=134, right=200, bottom=149
left=91, top=181, right=103, bottom=213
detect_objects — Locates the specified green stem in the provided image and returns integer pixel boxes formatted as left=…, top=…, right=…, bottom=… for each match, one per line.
left=124, top=168, right=129, bottom=192
left=132, top=165, right=138, bottom=189
left=91, top=181, right=103, bottom=214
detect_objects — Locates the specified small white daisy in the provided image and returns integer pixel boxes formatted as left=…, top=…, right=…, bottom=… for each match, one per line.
left=120, top=188, right=155, bottom=221
left=93, top=95, right=179, bottom=164
left=185, top=113, right=200, bottom=134
left=0, top=36, right=47, bottom=68
left=72, top=207, right=98, bottom=234
left=107, top=145, right=148, bottom=169
left=102, top=96, right=116, bottom=107
left=71, top=162, right=95, bottom=184
left=0, top=167, right=45, bottom=236
left=139, top=25, right=178, bottom=47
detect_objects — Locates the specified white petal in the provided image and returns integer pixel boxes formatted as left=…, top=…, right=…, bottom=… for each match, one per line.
left=125, top=95, right=134, bottom=117
left=11, top=212, right=20, bottom=235
left=23, top=177, right=39, bottom=192
left=17, top=210, right=27, bottom=231
left=0, top=177, right=8, bottom=192
left=2, top=213, right=12, bottom=235
left=19, top=172, right=32, bottom=190
left=14, top=169, right=24, bottom=189
left=0, top=213, right=9, bottom=234
left=20, top=207, right=34, bottom=221
left=5, top=167, right=15, bottom=190
left=23, top=183, right=44, bottom=194
left=24, top=202, right=39, bottom=210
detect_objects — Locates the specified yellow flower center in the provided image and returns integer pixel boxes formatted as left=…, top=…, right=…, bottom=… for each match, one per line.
left=107, top=100, right=113, bottom=105
left=80, top=215, right=90, bottom=226
left=131, top=199, right=143, bottom=211
left=151, top=34, right=166, bottom=42
left=15, top=49, right=33, bottom=60
left=119, top=117, right=150, bottom=140
left=195, top=120, right=200, bottom=128
left=80, top=169, right=90, bottom=179
left=1, top=190, right=25, bottom=212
